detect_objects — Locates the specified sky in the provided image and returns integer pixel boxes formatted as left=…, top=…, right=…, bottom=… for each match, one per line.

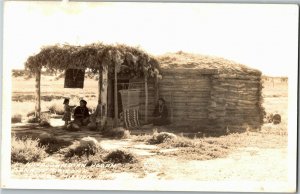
left=3, top=1, right=299, bottom=76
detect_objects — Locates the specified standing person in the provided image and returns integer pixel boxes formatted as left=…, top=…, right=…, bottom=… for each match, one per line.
left=62, top=98, right=72, bottom=127
left=152, top=97, right=169, bottom=126
left=74, top=99, right=90, bottom=126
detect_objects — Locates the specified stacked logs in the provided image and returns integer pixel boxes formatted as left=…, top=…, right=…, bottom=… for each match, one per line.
left=208, top=73, right=264, bottom=132
left=157, top=69, right=263, bottom=132
left=159, top=71, right=212, bottom=128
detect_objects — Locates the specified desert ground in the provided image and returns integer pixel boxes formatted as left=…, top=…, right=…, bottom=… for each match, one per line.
left=10, top=73, right=289, bottom=191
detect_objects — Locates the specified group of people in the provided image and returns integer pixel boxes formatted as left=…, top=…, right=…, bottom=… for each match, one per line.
left=62, top=97, right=170, bottom=128
left=62, top=99, right=90, bottom=127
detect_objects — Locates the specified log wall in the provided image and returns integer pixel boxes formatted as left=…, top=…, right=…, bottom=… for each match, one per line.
left=158, top=69, right=264, bottom=132
left=208, top=73, right=264, bottom=132
left=159, top=70, right=212, bottom=129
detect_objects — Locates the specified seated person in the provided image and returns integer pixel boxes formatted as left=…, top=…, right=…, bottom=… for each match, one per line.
left=152, top=98, right=169, bottom=126
left=73, top=99, right=90, bottom=126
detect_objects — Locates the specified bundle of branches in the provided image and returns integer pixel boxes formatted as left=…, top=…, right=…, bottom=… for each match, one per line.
left=25, top=43, right=160, bottom=79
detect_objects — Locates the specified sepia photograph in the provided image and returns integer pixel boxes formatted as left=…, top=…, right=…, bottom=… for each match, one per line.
left=1, top=1, right=298, bottom=192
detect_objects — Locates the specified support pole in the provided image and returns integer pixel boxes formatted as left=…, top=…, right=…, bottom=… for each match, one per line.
left=35, top=67, right=41, bottom=121
left=97, top=67, right=108, bottom=130
left=114, top=65, right=118, bottom=126
left=98, top=72, right=102, bottom=104
left=154, top=74, right=159, bottom=102
left=144, top=76, right=148, bottom=123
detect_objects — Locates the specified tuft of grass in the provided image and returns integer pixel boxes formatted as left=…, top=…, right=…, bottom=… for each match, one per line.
left=103, top=127, right=131, bottom=139
left=160, top=131, right=287, bottom=161
left=39, top=120, right=51, bottom=127
left=27, top=113, right=51, bottom=127
left=26, top=111, right=35, bottom=117
left=161, top=135, right=195, bottom=148
left=27, top=117, right=39, bottom=123
left=260, top=123, right=287, bottom=136
left=39, top=113, right=51, bottom=127
left=11, top=136, right=48, bottom=164
left=48, top=103, right=64, bottom=115
left=66, top=123, right=81, bottom=131
left=103, top=149, right=138, bottom=164
left=148, top=131, right=177, bottom=144
left=38, top=133, right=72, bottom=154
left=12, top=114, right=22, bottom=123
left=62, top=137, right=101, bottom=159
left=159, top=136, right=231, bottom=160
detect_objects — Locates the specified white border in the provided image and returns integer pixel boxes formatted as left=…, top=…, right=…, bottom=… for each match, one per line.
left=0, top=1, right=298, bottom=192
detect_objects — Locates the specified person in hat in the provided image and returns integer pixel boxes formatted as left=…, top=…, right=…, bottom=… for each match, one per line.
left=73, top=99, right=90, bottom=126
left=152, top=97, right=169, bottom=126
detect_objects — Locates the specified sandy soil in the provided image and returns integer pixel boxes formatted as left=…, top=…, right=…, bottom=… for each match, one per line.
left=99, top=139, right=288, bottom=182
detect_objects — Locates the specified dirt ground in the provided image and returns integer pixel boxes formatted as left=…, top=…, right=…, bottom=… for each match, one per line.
left=92, top=138, right=288, bottom=182
left=11, top=125, right=288, bottom=183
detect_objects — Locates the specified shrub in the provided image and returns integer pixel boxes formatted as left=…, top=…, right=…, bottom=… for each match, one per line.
left=80, top=136, right=98, bottom=148
left=148, top=131, right=177, bottom=144
left=38, top=133, right=72, bottom=154
left=62, top=137, right=101, bottom=158
left=103, top=150, right=137, bottom=164
left=39, top=120, right=51, bottom=127
left=66, top=123, right=81, bottom=131
left=48, top=103, right=64, bottom=115
left=39, top=113, right=51, bottom=127
left=272, top=114, right=281, bottom=124
left=12, top=114, right=22, bottom=123
left=26, top=111, right=35, bottom=117
left=12, top=69, right=28, bottom=77
left=11, top=136, right=48, bottom=164
left=27, top=113, right=51, bottom=127
left=161, top=136, right=195, bottom=148
left=27, top=117, right=39, bottom=123
left=103, top=127, right=130, bottom=139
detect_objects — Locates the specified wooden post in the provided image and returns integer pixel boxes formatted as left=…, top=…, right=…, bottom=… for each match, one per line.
left=98, top=72, right=102, bottom=104
left=154, top=74, right=159, bottom=102
left=107, top=78, right=112, bottom=117
left=35, top=67, right=41, bottom=121
left=114, top=65, right=118, bottom=126
left=97, top=67, right=108, bottom=130
left=144, top=76, right=148, bottom=123
left=170, top=91, right=173, bottom=123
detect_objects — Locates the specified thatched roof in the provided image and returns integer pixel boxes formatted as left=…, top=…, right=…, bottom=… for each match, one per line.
left=158, top=51, right=261, bottom=75
left=25, top=43, right=160, bottom=78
